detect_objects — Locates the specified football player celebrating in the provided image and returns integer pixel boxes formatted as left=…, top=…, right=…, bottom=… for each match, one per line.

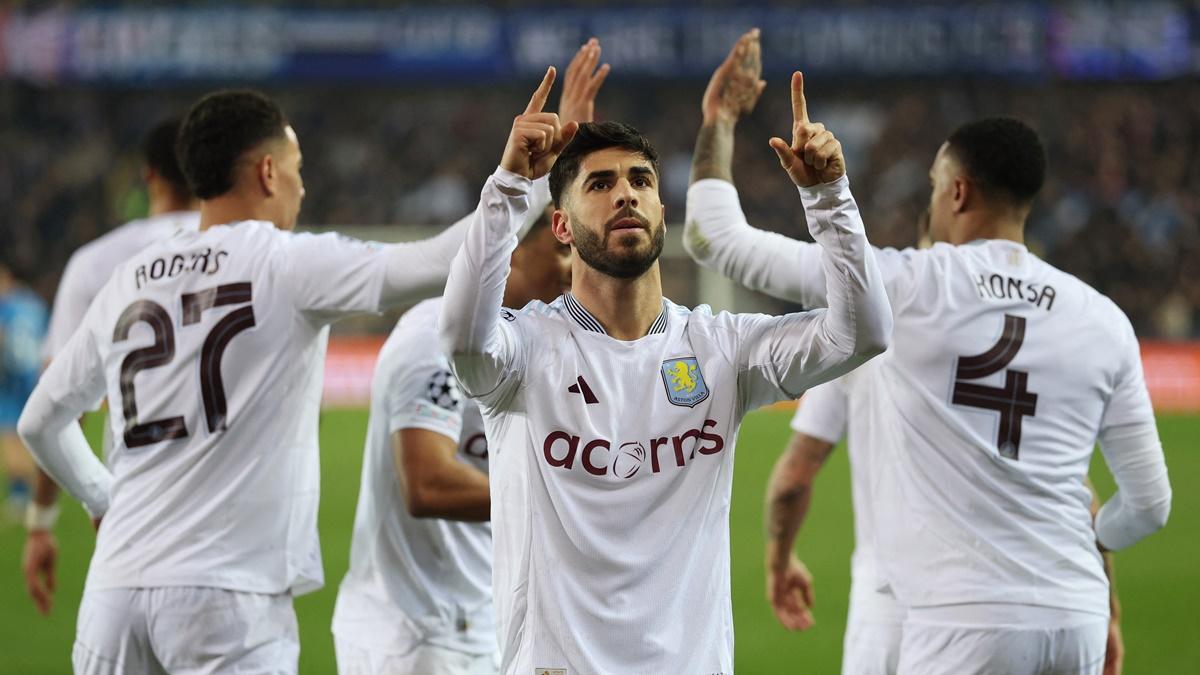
left=438, top=55, right=892, bottom=672
left=332, top=38, right=603, bottom=675
left=685, top=33, right=1171, bottom=675
left=17, top=88, right=522, bottom=674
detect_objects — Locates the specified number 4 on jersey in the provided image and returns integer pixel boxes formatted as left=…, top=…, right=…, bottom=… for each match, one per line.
left=114, top=282, right=256, bottom=448
left=952, top=314, right=1038, bottom=460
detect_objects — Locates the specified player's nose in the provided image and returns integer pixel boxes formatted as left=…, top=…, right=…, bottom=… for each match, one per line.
left=613, top=179, right=638, bottom=209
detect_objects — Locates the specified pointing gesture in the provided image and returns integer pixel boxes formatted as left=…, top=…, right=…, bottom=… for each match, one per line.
left=769, top=72, right=845, bottom=187
left=501, top=67, right=580, bottom=180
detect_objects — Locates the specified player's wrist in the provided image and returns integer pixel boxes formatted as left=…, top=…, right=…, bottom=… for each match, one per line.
left=701, top=113, right=738, bottom=129
left=24, top=502, right=60, bottom=533
left=763, top=541, right=791, bottom=569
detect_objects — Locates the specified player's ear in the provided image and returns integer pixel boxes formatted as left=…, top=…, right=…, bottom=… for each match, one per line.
left=257, top=154, right=276, bottom=197
left=552, top=208, right=573, bottom=245
left=952, top=175, right=969, bottom=214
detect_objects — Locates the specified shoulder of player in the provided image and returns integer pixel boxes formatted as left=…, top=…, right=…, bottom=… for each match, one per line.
left=502, top=295, right=574, bottom=331
left=378, top=301, right=459, bottom=392
left=1031, top=256, right=1129, bottom=323
left=387, top=298, right=445, bottom=348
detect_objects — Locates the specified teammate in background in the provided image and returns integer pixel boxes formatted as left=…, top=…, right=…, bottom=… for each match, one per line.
left=22, top=117, right=199, bottom=615
left=332, top=39, right=602, bottom=675
left=0, top=261, right=48, bottom=521
left=685, top=32, right=1170, bottom=675
left=17, top=89, right=504, bottom=674
left=763, top=207, right=933, bottom=675
left=437, top=44, right=891, bottom=673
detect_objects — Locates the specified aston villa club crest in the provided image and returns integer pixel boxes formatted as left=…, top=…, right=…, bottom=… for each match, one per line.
left=660, top=357, right=709, bottom=408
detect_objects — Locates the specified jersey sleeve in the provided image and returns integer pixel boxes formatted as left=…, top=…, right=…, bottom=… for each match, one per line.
left=282, top=232, right=391, bottom=321
left=1099, top=316, right=1156, bottom=430
left=685, top=178, right=915, bottom=309
left=382, top=331, right=466, bottom=442
left=720, top=176, right=892, bottom=413
left=16, top=299, right=112, bottom=516
left=439, top=168, right=533, bottom=404
left=789, top=377, right=848, bottom=445
left=43, top=253, right=95, bottom=362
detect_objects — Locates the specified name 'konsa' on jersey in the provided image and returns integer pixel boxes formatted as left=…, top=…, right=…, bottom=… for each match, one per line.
left=973, top=272, right=1057, bottom=311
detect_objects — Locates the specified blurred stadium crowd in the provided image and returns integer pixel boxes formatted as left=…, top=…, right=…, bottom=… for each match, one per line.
left=3, top=77, right=1198, bottom=337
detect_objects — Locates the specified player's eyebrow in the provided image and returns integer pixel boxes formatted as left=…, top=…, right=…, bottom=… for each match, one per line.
left=583, top=166, right=655, bottom=185
left=582, top=169, right=617, bottom=185
left=629, top=166, right=655, bottom=181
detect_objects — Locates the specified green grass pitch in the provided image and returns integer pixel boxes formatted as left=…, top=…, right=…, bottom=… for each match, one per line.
left=1, top=411, right=1196, bottom=672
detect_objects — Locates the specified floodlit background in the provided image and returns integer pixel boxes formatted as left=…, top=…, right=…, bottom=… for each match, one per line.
left=1, top=2, right=1198, bottom=672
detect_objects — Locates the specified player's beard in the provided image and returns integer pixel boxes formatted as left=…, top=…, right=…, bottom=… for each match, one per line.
left=572, top=210, right=665, bottom=280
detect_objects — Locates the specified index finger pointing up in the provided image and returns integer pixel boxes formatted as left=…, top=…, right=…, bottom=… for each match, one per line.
left=526, top=66, right=557, bottom=115
left=790, top=71, right=808, bottom=124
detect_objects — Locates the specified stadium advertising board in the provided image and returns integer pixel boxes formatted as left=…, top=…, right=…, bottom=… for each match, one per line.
left=0, top=3, right=1192, bottom=84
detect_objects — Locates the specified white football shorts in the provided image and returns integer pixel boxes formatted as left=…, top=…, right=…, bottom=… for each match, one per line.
left=897, top=606, right=1106, bottom=675
left=72, top=586, right=298, bottom=674
left=333, top=636, right=498, bottom=675
left=841, top=579, right=904, bottom=675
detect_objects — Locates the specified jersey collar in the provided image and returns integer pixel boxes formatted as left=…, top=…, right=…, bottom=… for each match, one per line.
left=563, top=292, right=668, bottom=337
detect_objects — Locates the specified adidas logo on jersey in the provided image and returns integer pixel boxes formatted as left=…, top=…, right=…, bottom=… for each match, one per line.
left=567, top=375, right=599, bottom=404
left=541, top=419, right=725, bottom=478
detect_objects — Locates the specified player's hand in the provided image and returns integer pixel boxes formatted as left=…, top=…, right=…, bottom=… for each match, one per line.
left=22, top=530, right=58, bottom=615
left=767, top=552, right=815, bottom=631
left=558, top=38, right=609, bottom=124
left=501, top=67, right=580, bottom=180
left=702, top=28, right=767, bottom=125
left=769, top=72, right=845, bottom=187
left=1104, top=617, right=1124, bottom=675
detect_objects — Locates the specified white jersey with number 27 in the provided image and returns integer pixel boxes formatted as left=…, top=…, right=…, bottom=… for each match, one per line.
left=40, top=221, right=402, bottom=596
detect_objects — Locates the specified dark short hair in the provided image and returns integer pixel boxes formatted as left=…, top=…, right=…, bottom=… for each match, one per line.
left=548, top=121, right=660, bottom=207
left=177, top=90, right=288, bottom=200
left=946, top=117, right=1046, bottom=207
left=142, top=117, right=191, bottom=201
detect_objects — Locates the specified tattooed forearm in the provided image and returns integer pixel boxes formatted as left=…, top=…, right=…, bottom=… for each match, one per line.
left=690, top=119, right=737, bottom=184
left=767, top=483, right=811, bottom=540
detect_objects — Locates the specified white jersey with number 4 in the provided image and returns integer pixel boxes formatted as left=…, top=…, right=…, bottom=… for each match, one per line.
left=687, top=179, right=1164, bottom=618
left=334, top=297, right=495, bottom=657
left=44, top=211, right=200, bottom=362
left=39, top=221, right=405, bottom=596
left=864, top=240, right=1149, bottom=616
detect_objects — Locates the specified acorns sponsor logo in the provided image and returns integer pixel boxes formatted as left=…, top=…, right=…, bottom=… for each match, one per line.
left=541, top=420, right=725, bottom=478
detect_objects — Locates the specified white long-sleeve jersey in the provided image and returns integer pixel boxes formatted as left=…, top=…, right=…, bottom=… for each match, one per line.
left=439, top=167, right=890, bottom=674
left=686, top=179, right=1172, bottom=617
left=333, top=298, right=495, bottom=656
left=19, top=215, right=473, bottom=597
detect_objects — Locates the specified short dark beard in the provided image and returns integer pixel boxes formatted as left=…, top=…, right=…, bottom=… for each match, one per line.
left=572, top=214, right=665, bottom=279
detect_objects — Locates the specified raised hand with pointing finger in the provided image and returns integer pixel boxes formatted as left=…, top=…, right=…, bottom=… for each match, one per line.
left=769, top=72, right=845, bottom=188
left=501, top=67, right=579, bottom=180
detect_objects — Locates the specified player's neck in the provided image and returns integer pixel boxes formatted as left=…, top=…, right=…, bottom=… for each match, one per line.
left=570, top=263, right=663, bottom=341
left=149, top=197, right=199, bottom=218
left=953, top=212, right=1026, bottom=246
left=198, top=194, right=271, bottom=231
